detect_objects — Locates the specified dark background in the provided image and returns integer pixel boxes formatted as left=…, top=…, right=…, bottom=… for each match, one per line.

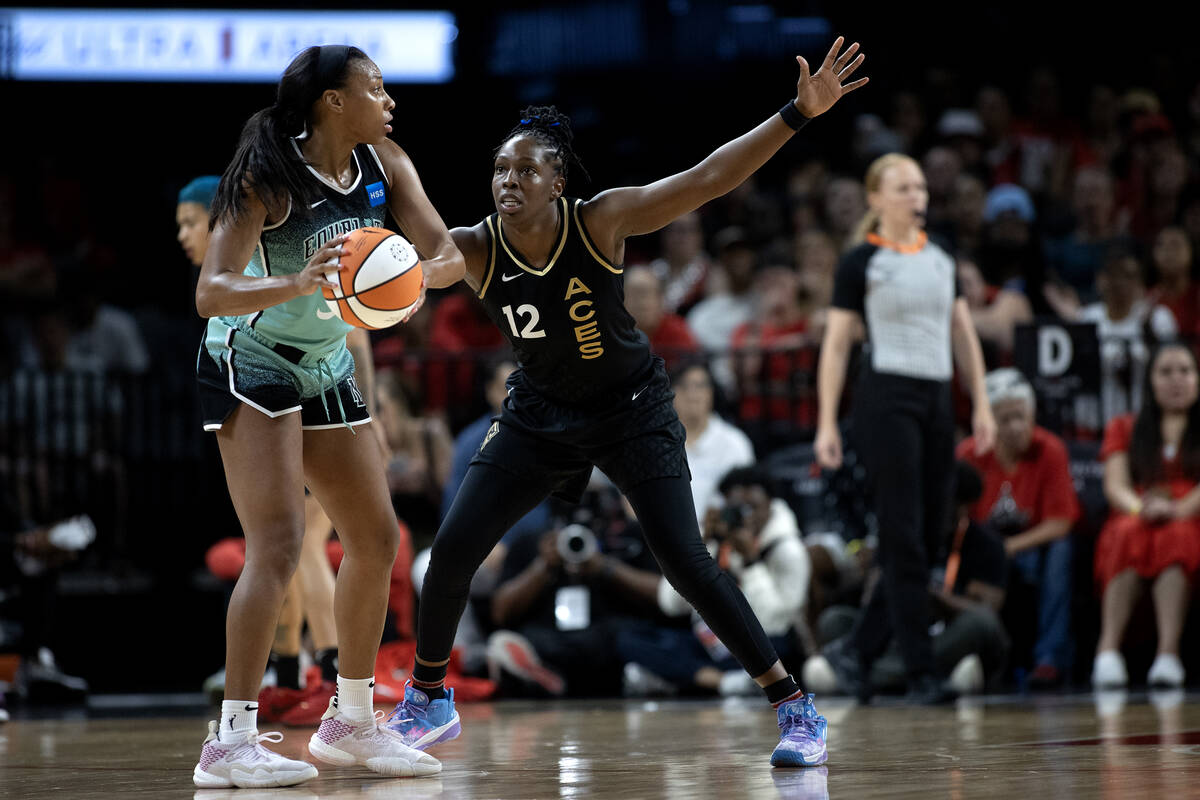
left=2, top=1, right=1194, bottom=692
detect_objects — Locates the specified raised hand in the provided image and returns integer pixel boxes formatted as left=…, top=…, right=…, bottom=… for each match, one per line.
left=794, top=36, right=868, bottom=119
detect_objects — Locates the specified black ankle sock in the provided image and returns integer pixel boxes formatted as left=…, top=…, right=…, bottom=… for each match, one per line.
left=315, top=648, right=339, bottom=683
left=412, top=659, right=447, bottom=700
left=417, top=684, right=446, bottom=700
left=764, top=675, right=803, bottom=706
left=271, top=654, right=301, bottom=690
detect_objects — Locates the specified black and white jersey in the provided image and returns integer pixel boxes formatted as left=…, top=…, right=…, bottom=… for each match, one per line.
left=832, top=232, right=959, bottom=381
left=476, top=197, right=654, bottom=405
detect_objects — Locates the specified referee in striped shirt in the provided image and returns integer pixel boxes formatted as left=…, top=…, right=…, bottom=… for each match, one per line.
left=815, top=153, right=995, bottom=704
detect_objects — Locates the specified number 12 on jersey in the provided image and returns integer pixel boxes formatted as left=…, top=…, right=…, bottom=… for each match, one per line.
left=501, top=304, right=546, bottom=339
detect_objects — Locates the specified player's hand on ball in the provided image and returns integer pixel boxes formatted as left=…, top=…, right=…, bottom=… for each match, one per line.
left=793, top=36, right=868, bottom=119
left=401, top=277, right=427, bottom=324
left=296, top=234, right=348, bottom=295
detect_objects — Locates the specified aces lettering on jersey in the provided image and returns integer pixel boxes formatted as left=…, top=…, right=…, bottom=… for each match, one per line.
left=564, top=277, right=603, bottom=360
left=498, top=277, right=605, bottom=361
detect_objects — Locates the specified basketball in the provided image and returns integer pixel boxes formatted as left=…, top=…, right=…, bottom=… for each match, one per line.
left=321, top=226, right=423, bottom=329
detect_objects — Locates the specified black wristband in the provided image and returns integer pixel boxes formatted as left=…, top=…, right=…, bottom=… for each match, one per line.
left=779, top=101, right=811, bottom=131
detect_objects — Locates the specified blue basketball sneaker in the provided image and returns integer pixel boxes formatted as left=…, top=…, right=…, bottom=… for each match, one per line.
left=382, top=683, right=461, bottom=751
left=770, top=694, right=828, bottom=767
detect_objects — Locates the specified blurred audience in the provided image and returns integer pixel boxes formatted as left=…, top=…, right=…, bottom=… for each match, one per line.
left=958, top=369, right=1080, bottom=687
left=1048, top=250, right=1178, bottom=420
left=671, top=362, right=756, bottom=525
left=622, top=466, right=809, bottom=697
left=687, top=226, right=759, bottom=353
left=1092, top=343, right=1200, bottom=689
left=822, top=177, right=867, bottom=252
left=624, top=264, right=699, bottom=370
left=1044, top=166, right=1129, bottom=302
left=806, top=462, right=1010, bottom=698
left=376, top=369, right=454, bottom=546
left=646, top=212, right=715, bottom=315
left=1148, top=226, right=1199, bottom=341
left=487, top=491, right=665, bottom=698
left=731, top=266, right=816, bottom=435
left=957, top=256, right=1033, bottom=361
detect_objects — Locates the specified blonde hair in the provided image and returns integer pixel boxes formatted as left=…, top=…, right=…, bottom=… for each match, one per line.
left=849, top=153, right=921, bottom=246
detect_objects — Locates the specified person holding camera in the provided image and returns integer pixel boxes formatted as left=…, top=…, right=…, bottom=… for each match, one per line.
left=620, top=466, right=811, bottom=696
left=485, top=494, right=667, bottom=697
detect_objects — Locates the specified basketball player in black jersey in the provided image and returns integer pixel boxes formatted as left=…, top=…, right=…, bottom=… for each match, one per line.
left=383, top=37, right=867, bottom=768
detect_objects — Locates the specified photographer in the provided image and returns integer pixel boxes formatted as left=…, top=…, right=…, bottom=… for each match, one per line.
left=487, top=488, right=667, bottom=697
left=621, top=466, right=810, bottom=696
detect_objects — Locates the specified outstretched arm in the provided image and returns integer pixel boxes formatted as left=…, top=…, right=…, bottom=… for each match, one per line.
left=376, top=140, right=466, bottom=289
left=581, top=36, right=867, bottom=253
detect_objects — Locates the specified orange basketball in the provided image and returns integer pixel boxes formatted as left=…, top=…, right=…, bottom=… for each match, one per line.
left=321, top=227, right=423, bottom=329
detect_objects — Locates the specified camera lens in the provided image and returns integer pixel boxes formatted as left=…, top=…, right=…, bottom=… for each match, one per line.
left=557, top=524, right=598, bottom=565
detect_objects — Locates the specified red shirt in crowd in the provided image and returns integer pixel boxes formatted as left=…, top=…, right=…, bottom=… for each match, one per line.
left=730, top=319, right=816, bottom=430
left=957, top=426, right=1081, bottom=535
left=648, top=313, right=700, bottom=370
left=1100, top=413, right=1195, bottom=493
left=422, top=292, right=507, bottom=412
left=1151, top=282, right=1200, bottom=343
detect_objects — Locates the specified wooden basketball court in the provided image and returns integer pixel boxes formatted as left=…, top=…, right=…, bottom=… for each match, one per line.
left=3, top=692, right=1198, bottom=798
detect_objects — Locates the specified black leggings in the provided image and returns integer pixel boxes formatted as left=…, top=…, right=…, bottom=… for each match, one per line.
left=417, top=464, right=781, bottom=681
left=850, top=369, right=955, bottom=680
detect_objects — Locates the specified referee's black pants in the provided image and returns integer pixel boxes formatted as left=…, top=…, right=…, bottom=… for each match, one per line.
left=850, top=368, right=955, bottom=682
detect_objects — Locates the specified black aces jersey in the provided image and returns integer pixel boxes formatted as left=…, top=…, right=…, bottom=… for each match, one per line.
left=476, top=197, right=654, bottom=406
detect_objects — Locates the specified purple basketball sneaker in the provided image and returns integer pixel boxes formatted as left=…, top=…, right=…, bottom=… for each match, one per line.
left=382, top=683, right=461, bottom=750
left=771, top=694, right=828, bottom=767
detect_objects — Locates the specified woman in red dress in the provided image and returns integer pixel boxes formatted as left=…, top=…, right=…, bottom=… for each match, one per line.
left=1093, top=342, right=1200, bottom=689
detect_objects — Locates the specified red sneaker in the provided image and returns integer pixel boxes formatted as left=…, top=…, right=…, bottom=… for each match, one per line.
left=256, top=686, right=306, bottom=723
left=1029, top=663, right=1062, bottom=689
left=279, top=681, right=336, bottom=727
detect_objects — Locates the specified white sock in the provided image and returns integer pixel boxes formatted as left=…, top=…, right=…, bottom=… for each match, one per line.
left=336, top=675, right=375, bottom=721
left=219, top=699, right=258, bottom=738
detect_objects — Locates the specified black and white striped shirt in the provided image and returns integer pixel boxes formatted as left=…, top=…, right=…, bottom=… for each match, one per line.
left=832, top=232, right=959, bottom=381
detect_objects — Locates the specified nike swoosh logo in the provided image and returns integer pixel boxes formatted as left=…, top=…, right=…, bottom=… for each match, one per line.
left=317, top=299, right=339, bottom=320
left=311, top=198, right=327, bottom=208
left=245, top=704, right=257, bottom=711
left=501, top=272, right=522, bottom=282
left=632, top=386, right=647, bottom=401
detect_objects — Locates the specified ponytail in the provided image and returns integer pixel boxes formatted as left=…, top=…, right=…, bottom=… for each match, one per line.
left=849, top=208, right=880, bottom=247
left=210, top=45, right=368, bottom=228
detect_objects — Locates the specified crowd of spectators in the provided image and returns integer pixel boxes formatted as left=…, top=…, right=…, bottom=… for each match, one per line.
left=5, top=66, right=1200, bottom=707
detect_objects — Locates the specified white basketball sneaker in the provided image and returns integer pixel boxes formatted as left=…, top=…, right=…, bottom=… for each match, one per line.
left=308, top=698, right=441, bottom=777
left=1147, top=653, right=1185, bottom=688
left=1092, top=650, right=1128, bottom=689
left=192, top=720, right=318, bottom=788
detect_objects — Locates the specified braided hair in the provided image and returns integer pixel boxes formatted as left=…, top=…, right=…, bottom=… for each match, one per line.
left=495, top=105, right=590, bottom=184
